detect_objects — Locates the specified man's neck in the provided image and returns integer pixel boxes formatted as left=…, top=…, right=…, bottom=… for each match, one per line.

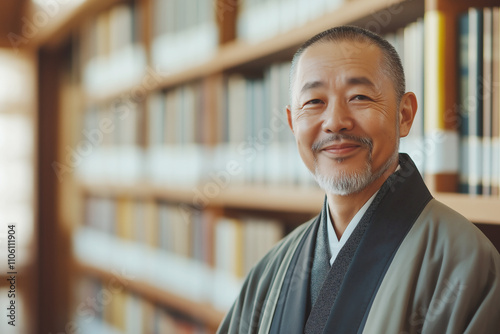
left=327, top=161, right=398, bottom=239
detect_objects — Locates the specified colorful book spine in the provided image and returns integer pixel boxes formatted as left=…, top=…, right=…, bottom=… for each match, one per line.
left=456, top=6, right=500, bottom=196
left=458, top=12, right=470, bottom=193
left=424, top=9, right=459, bottom=192
left=467, top=8, right=484, bottom=195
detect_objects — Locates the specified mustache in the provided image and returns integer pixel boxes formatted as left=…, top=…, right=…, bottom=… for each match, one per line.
left=311, top=133, right=373, bottom=152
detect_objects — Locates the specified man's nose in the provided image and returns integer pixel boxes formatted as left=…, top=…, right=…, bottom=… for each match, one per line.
left=321, top=100, right=354, bottom=133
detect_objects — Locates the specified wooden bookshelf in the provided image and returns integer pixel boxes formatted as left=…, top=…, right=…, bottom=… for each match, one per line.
left=434, top=193, right=500, bottom=225
left=32, top=0, right=500, bottom=332
left=75, top=260, right=225, bottom=331
left=80, top=181, right=324, bottom=213
left=27, top=0, right=124, bottom=49
left=80, top=181, right=500, bottom=224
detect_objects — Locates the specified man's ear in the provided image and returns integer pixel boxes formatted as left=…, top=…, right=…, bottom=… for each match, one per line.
left=398, top=92, right=418, bottom=138
left=286, top=105, right=294, bottom=133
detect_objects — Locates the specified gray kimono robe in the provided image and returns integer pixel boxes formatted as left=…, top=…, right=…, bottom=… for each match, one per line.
left=217, top=154, right=500, bottom=334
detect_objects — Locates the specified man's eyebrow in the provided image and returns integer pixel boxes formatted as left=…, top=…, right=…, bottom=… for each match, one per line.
left=299, top=77, right=375, bottom=95
left=346, top=76, right=375, bottom=87
left=300, top=81, right=325, bottom=95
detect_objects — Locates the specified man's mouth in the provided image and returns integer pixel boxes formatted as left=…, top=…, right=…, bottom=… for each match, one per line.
left=321, top=142, right=362, bottom=155
left=311, top=134, right=373, bottom=155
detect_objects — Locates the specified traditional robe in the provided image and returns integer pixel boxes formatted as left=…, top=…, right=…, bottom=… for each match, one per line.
left=217, top=154, right=500, bottom=334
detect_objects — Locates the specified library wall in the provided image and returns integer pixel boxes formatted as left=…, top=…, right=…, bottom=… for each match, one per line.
left=27, top=0, right=500, bottom=332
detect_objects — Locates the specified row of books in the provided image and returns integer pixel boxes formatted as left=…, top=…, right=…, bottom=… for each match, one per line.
left=217, top=62, right=313, bottom=186
left=77, top=100, right=144, bottom=182
left=79, top=195, right=285, bottom=309
left=151, top=0, right=218, bottom=72
left=237, top=0, right=343, bottom=42
left=83, top=195, right=284, bottom=274
left=77, top=61, right=317, bottom=186
left=147, top=83, right=206, bottom=146
left=74, top=276, right=208, bottom=334
left=459, top=7, right=500, bottom=195
left=82, top=101, right=143, bottom=146
left=75, top=13, right=500, bottom=196
left=78, top=0, right=146, bottom=97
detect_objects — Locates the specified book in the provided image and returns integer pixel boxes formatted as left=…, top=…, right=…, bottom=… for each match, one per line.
left=492, top=8, right=500, bottom=196
left=115, top=196, right=135, bottom=241
left=215, top=217, right=244, bottom=278
left=467, top=8, right=484, bottom=195
left=482, top=8, right=494, bottom=196
left=424, top=9, right=459, bottom=192
left=458, top=12, right=470, bottom=193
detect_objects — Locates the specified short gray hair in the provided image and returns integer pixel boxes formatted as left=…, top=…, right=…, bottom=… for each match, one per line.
left=290, top=25, right=406, bottom=104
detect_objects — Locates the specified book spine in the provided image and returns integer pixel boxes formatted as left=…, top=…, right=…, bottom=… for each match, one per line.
left=492, top=8, right=500, bottom=196
left=424, top=10, right=459, bottom=192
left=458, top=12, right=470, bottom=193
left=482, top=8, right=494, bottom=196
left=467, top=8, right=484, bottom=195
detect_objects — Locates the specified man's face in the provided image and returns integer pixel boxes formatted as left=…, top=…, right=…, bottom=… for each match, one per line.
left=288, top=40, right=401, bottom=195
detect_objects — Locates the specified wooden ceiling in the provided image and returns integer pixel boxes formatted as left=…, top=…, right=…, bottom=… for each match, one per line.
left=0, top=0, right=28, bottom=48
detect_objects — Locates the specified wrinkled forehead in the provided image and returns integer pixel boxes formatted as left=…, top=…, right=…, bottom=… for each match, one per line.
left=293, top=40, right=386, bottom=92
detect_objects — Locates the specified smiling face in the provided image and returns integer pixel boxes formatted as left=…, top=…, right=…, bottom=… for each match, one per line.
left=288, top=40, right=410, bottom=195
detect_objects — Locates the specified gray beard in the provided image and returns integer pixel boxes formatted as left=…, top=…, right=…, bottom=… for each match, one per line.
left=312, top=146, right=399, bottom=196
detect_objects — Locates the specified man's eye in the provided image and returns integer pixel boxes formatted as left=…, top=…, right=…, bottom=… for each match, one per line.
left=352, top=95, right=370, bottom=101
left=305, top=99, right=323, bottom=105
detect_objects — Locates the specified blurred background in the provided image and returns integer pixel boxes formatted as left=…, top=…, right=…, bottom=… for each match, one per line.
left=0, top=0, right=499, bottom=333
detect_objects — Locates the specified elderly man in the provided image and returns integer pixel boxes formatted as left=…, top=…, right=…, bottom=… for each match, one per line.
left=217, top=26, right=500, bottom=334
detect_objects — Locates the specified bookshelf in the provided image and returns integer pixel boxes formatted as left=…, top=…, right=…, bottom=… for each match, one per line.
left=79, top=182, right=500, bottom=223
left=75, top=255, right=226, bottom=329
left=32, top=0, right=500, bottom=332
